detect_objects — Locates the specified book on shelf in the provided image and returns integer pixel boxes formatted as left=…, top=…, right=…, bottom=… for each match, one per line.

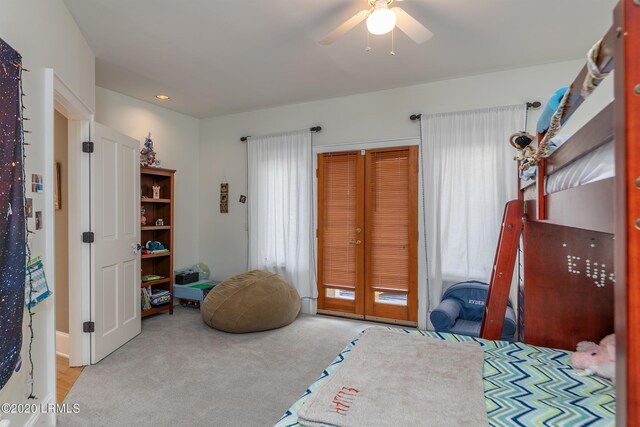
left=142, top=274, right=164, bottom=282
left=141, top=287, right=153, bottom=310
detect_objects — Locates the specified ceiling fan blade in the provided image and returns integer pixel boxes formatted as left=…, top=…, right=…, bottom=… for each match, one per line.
left=320, top=10, right=369, bottom=45
left=392, top=7, right=433, bottom=44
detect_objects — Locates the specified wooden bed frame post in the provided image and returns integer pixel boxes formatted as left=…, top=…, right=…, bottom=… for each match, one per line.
left=480, top=200, right=523, bottom=340
left=536, top=159, right=546, bottom=220
left=615, top=1, right=640, bottom=425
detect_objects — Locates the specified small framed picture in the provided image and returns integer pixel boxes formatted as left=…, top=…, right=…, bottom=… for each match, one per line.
left=220, top=182, right=229, bottom=214
left=25, top=198, right=33, bottom=218
left=35, top=211, right=43, bottom=230
left=31, top=174, right=43, bottom=193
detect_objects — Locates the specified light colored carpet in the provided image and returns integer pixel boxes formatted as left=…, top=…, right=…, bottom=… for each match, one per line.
left=59, top=306, right=371, bottom=427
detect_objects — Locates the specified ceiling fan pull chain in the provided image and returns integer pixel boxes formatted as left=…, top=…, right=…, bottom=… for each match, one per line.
left=390, top=28, right=396, bottom=56
left=366, top=28, right=371, bottom=53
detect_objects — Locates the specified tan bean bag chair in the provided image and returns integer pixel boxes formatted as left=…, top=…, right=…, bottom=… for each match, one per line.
left=202, top=270, right=301, bottom=333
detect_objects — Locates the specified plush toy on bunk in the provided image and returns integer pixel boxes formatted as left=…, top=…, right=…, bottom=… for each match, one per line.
left=571, top=333, right=616, bottom=382
left=512, top=131, right=571, bottom=181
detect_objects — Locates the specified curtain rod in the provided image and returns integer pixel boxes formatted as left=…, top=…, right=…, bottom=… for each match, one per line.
left=240, top=126, right=322, bottom=142
left=409, top=101, right=541, bottom=121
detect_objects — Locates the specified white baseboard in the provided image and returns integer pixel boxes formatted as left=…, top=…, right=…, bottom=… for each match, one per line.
left=56, top=331, right=69, bottom=359
left=25, top=393, right=55, bottom=427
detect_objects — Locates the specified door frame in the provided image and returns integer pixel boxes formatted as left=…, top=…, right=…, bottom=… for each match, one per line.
left=313, top=137, right=428, bottom=330
left=45, top=69, right=94, bottom=372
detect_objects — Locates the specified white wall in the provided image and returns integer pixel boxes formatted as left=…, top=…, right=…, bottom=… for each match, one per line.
left=198, top=58, right=613, bottom=320
left=0, top=0, right=95, bottom=425
left=0, top=3, right=616, bottom=419
left=95, top=87, right=200, bottom=269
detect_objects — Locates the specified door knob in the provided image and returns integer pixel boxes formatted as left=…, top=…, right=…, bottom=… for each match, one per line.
left=349, top=240, right=362, bottom=245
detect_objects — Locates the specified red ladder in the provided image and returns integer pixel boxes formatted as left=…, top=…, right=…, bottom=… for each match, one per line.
left=479, top=200, right=524, bottom=340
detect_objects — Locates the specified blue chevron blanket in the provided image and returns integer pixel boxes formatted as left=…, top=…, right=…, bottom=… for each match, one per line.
left=275, top=328, right=615, bottom=427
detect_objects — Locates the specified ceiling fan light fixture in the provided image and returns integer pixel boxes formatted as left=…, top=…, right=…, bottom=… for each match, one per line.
left=366, top=1, right=396, bottom=35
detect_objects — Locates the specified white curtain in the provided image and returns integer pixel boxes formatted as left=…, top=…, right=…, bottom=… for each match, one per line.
left=247, top=130, right=315, bottom=299
left=421, top=105, right=525, bottom=314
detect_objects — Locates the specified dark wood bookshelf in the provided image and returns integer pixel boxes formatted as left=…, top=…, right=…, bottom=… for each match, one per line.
left=140, top=166, right=176, bottom=318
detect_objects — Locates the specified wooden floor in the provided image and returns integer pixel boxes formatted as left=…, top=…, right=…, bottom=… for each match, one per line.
left=56, top=355, right=84, bottom=404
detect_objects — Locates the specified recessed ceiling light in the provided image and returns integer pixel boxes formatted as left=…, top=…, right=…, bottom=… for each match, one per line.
left=155, top=95, right=170, bottom=100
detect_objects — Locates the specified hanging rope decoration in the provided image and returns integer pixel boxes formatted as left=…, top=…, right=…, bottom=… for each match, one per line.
left=514, top=39, right=611, bottom=170
left=0, top=38, right=35, bottom=398
left=513, top=89, right=571, bottom=171
left=582, top=38, right=610, bottom=98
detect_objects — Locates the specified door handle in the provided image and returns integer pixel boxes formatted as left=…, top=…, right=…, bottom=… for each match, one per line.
left=349, top=240, right=362, bottom=245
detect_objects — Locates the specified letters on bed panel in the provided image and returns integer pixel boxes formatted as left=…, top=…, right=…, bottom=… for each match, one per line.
left=521, top=221, right=614, bottom=350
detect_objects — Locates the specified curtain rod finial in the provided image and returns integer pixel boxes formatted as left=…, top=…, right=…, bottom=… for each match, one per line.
left=310, top=126, right=322, bottom=133
left=526, top=101, right=542, bottom=109
left=410, top=113, right=422, bottom=121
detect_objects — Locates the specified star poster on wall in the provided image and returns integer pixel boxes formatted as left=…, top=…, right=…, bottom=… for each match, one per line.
left=0, top=38, right=27, bottom=391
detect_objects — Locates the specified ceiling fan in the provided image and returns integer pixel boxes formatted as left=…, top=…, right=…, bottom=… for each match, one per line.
left=320, top=0, right=433, bottom=45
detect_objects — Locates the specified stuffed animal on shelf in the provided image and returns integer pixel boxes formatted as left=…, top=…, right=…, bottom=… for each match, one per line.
left=570, top=334, right=616, bottom=382
left=140, top=241, right=166, bottom=255
left=145, top=241, right=165, bottom=251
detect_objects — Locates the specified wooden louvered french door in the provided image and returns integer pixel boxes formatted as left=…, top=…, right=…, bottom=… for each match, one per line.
left=317, top=146, right=418, bottom=325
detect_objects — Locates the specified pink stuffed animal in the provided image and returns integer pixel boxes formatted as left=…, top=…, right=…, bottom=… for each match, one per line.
left=570, top=334, right=616, bottom=382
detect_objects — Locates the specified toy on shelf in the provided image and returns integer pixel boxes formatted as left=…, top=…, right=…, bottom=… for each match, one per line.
left=150, top=289, right=172, bottom=306
left=141, top=241, right=168, bottom=255
left=140, top=205, right=147, bottom=226
left=140, top=133, right=161, bottom=168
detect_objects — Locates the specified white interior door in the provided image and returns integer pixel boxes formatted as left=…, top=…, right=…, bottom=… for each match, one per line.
left=92, top=123, right=141, bottom=363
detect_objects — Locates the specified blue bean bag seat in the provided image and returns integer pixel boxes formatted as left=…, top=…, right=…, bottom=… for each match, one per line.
left=429, top=281, right=516, bottom=340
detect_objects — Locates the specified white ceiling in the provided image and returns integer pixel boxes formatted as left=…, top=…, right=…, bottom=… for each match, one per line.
left=63, top=0, right=617, bottom=118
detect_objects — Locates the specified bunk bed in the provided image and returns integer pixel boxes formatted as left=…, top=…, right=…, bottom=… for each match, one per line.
left=275, top=1, right=638, bottom=425
left=505, top=2, right=639, bottom=425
